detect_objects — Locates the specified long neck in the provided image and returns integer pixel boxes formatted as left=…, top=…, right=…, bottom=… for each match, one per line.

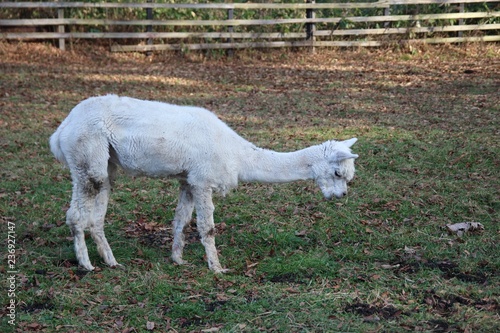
left=238, top=145, right=317, bottom=183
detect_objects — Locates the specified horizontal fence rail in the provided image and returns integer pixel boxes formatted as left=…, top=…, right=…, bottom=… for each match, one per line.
left=0, top=0, right=497, bottom=9
left=1, top=1, right=499, bottom=52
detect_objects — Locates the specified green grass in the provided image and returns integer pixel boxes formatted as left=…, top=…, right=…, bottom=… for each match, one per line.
left=0, top=42, right=499, bottom=332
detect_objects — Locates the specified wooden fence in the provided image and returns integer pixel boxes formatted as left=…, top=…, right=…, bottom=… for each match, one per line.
left=0, top=1, right=499, bottom=52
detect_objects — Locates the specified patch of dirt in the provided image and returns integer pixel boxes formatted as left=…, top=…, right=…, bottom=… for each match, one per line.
left=74, top=269, right=90, bottom=279
left=426, top=260, right=458, bottom=273
left=268, top=272, right=312, bottom=284
left=56, top=259, right=79, bottom=268
left=344, top=302, right=403, bottom=320
left=21, top=300, right=54, bottom=313
left=137, top=230, right=172, bottom=248
left=394, top=258, right=492, bottom=285
left=422, top=290, right=469, bottom=315
left=205, top=300, right=228, bottom=312
left=425, top=319, right=453, bottom=332
left=178, top=317, right=204, bottom=328
left=444, top=271, right=488, bottom=284
left=54, top=259, right=90, bottom=278
left=420, top=289, right=499, bottom=315
left=426, top=260, right=489, bottom=284
left=124, top=217, right=174, bottom=248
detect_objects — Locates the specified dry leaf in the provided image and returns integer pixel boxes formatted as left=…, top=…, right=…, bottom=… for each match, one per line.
left=146, top=321, right=155, bottom=330
left=404, top=246, right=417, bottom=254
left=27, top=323, right=42, bottom=330
left=295, top=229, right=307, bottom=237
left=246, top=260, right=259, bottom=269
left=285, top=287, right=300, bottom=294
left=363, top=314, right=380, bottom=322
left=446, top=222, right=484, bottom=237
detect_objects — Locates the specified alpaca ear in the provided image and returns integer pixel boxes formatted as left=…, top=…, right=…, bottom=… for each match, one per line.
left=330, top=151, right=358, bottom=163
left=336, top=151, right=359, bottom=161
left=341, top=138, right=357, bottom=148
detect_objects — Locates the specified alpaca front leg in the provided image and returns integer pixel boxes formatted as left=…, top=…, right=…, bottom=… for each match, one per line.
left=199, top=229, right=229, bottom=274
left=90, top=226, right=118, bottom=267
left=171, top=181, right=195, bottom=265
left=192, top=186, right=229, bottom=274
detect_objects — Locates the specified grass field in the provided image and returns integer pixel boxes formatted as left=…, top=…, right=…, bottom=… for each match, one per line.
left=0, top=42, right=499, bottom=332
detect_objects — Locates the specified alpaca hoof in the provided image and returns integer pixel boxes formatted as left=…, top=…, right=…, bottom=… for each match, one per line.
left=110, top=263, right=125, bottom=270
left=172, top=256, right=189, bottom=266
left=80, top=263, right=95, bottom=271
left=212, top=267, right=232, bottom=274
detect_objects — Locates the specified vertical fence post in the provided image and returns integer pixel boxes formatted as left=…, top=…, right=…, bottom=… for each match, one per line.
left=384, top=5, right=391, bottom=29
left=227, top=8, right=234, bottom=57
left=57, top=7, right=65, bottom=51
left=458, top=2, right=465, bottom=38
left=306, top=0, right=315, bottom=52
left=146, top=0, right=153, bottom=56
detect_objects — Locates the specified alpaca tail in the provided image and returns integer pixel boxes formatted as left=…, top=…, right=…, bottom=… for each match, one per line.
left=49, top=121, right=69, bottom=167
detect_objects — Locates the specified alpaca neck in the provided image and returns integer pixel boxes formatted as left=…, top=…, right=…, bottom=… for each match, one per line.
left=238, top=145, right=316, bottom=183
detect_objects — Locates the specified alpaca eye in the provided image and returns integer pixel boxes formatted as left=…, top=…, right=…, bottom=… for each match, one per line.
left=334, top=171, right=342, bottom=178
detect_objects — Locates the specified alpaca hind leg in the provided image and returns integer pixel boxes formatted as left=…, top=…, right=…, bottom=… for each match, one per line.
left=192, top=186, right=228, bottom=273
left=171, top=181, right=195, bottom=265
left=66, top=187, right=95, bottom=271
left=89, top=163, right=119, bottom=267
left=66, top=143, right=110, bottom=270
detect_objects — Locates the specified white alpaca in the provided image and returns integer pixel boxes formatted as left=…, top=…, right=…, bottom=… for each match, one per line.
left=50, top=95, right=358, bottom=273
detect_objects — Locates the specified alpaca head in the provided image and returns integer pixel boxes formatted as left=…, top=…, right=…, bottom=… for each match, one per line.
left=313, top=138, right=358, bottom=200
